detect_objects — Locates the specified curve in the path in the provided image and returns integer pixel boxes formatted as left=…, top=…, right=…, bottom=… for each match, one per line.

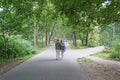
left=0, top=46, right=104, bottom=80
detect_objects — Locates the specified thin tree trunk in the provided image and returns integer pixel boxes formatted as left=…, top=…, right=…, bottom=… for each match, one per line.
left=85, top=32, right=89, bottom=46
left=45, top=28, right=48, bottom=46
left=79, top=35, right=84, bottom=46
left=72, top=31, right=77, bottom=47
left=41, top=35, right=44, bottom=48
left=48, top=23, right=55, bottom=44
left=34, top=20, right=37, bottom=48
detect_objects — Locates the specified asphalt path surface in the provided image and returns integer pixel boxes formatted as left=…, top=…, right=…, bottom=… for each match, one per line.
left=0, top=45, right=104, bottom=80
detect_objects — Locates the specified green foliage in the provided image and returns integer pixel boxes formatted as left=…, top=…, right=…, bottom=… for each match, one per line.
left=77, top=40, right=82, bottom=47
left=51, top=0, right=120, bottom=47
left=91, top=51, right=110, bottom=59
left=69, top=40, right=79, bottom=49
left=100, top=24, right=120, bottom=48
left=69, top=40, right=88, bottom=49
left=110, top=40, right=120, bottom=60
left=0, top=0, right=120, bottom=63
left=88, top=39, right=99, bottom=47
left=0, top=35, right=36, bottom=59
left=69, top=40, right=75, bottom=48
left=92, top=41, right=120, bottom=61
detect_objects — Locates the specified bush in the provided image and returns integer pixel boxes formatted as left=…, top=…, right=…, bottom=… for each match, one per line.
left=0, top=35, right=36, bottom=59
left=69, top=40, right=82, bottom=49
left=110, top=40, right=120, bottom=60
left=88, top=39, right=99, bottom=47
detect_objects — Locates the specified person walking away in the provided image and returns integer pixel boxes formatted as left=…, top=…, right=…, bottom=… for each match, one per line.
left=55, top=39, right=61, bottom=60
left=60, top=40, right=66, bottom=59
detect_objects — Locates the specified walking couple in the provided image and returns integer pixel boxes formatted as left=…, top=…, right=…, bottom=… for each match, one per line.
left=55, top=39, right=66, bottom=60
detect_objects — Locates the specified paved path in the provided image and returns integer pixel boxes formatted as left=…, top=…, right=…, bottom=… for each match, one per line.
left=0, top=46, right=104, bottom=80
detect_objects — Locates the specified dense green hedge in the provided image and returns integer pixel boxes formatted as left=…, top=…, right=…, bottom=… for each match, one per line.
left=0, top=35, right=36, bottom=59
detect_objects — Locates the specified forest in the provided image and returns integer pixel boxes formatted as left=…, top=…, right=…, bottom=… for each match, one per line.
left=0, top=0, right=120, bottom=64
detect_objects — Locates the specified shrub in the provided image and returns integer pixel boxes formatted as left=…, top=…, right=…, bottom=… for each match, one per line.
left=88, top=39, right=99, bottom=47
left=0, top=35, right=36, bottom=59
left=110, top=40, right=120, bottom=60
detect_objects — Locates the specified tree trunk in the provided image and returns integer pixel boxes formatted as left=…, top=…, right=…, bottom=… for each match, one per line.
left=72, top=31, right=77, bottom=47
left=79, top=35, right=84, bottom=46
left=85, top=32, right=89, bottom=46
left=45, top=29, right=48, bottom=46
left=41, top=35, right=44, bottom=48
left=34, top=20, right=37, bottom=48
left=48, top=23, right=56, bottom=44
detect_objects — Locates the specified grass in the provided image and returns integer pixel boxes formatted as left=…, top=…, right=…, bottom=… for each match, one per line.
left=91, top=50, right=120, bottom=61
left=77, top=57, right=94, bottom=63
left=91, top=51, right=110, bottom=59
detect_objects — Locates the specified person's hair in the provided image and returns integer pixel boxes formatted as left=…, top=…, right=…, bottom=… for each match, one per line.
left=61, top=40, right=62, bottom=43
left=57, top=39, right=59, bottom=41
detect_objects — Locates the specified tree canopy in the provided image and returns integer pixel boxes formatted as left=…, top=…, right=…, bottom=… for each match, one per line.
left=0, top=0, right=120, bottom=47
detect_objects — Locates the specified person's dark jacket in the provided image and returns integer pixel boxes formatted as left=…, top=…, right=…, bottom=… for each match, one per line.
left=55, top=42, right=61, bottom=50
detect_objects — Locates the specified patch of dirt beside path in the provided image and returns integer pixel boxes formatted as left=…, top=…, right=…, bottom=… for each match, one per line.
left=0, top=60, right=24, bottom=76
left=79, top=56, right=120, bottom=80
